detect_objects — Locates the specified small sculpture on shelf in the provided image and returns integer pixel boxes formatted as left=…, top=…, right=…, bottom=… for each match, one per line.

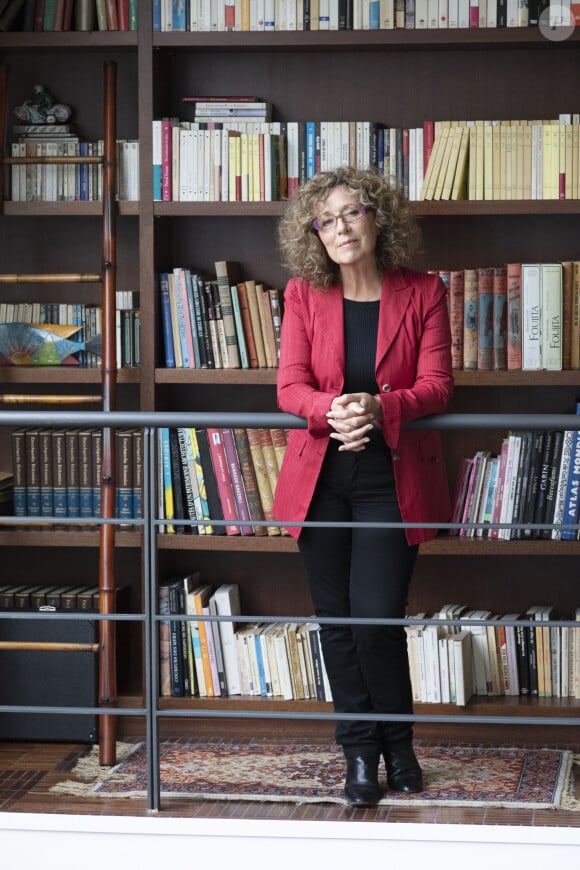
left=13, top=84, right=72, bottom=125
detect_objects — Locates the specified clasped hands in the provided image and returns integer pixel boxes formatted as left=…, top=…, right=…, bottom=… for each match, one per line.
left=326, top=392, right=383, bottom=452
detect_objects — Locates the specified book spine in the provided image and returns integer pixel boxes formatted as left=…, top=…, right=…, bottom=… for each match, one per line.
left=462, top=268, right=478, bottom=370
left=51, top=430, right=67, bottom=520
left=506, top=262, right=522, bottom=370
left=492, top=266, right=507, bottom=371
left=11, top=429, right=27, bottom=517
left=205, top=428, right=240, bottom=534
left=220, top=427, right=254, bottom=534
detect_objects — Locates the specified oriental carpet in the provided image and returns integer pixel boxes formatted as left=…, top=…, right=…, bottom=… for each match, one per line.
left=49, top=739, right=577, bottom=809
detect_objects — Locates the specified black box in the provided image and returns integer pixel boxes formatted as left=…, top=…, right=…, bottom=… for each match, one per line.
left=0, top=616, right=98, bottom=742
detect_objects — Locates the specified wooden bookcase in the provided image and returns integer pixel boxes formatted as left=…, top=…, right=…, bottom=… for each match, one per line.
left=1, top=5, right=580, bottom=746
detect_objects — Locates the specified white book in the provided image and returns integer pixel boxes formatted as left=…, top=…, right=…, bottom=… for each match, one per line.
left=457, top=0, right=469, bottom=25
left=506, top=0, right=517, bottom=24
left=438, top=0, right=448, bottom=24
left=428, top=0, right=438, bottom=25
left=521, top=263, right=542, bottom=370
left=274, top=624, right=294, bottom=699
left=447, top=0, right=458, bottom=24
left=423, top=622, right=441, bottom=703
left=212, top=584, right=242, bottom=695
left=478, top=0, right=486, bottom=25
left=415, top=0, right=429, bottom=23
left=329, top=0, right=339, bottom=27
left=438, top=635, right=450, bottom=702
left=498, top=434, right=522, bottom=540
left=541, top=262, right=562, bottom=370
left=552, top=429, right=574, bottom=539
left=405, top=617, right=425, bottom=703
left=379, top=0, right=395, bottom=26
left=319, top=0, right=330, bottom=27
left=264, top=0, right=275, bottom=28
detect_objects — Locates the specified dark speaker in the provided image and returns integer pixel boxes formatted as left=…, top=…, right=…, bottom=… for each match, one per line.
left=0, top=616, right=98, bottom=742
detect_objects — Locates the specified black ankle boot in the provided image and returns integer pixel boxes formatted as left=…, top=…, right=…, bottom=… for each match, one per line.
left=344, top=752, right=382, bottom=807
left=383, top=742, right=423, bottom=794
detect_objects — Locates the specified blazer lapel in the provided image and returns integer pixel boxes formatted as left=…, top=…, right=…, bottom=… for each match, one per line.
left=314, top=284, right=345, bottom=373
left=376, top=269, right=413, bottom=368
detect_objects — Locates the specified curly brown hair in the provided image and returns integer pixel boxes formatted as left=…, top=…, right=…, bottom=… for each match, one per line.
left=277, top=166, right=421, bottom=289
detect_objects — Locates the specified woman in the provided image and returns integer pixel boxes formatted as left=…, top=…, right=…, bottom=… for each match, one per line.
left=273, top=167, right=453, bottom=807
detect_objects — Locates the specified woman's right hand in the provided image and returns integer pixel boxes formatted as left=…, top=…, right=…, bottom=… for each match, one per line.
left=326, top=394, right=375, bottom=451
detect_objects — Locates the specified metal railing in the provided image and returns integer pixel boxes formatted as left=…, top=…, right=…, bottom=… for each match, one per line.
left=1, top=408, right=580, bottom=811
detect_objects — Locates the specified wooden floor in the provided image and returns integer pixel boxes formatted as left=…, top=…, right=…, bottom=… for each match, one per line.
left=2, top=737, right=580, bottom=828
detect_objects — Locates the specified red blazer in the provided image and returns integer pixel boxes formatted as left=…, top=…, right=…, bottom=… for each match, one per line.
left=272, top=267, right=454, bottom=546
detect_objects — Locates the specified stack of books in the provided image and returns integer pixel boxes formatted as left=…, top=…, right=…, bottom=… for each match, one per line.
left=159, top=577, right=332, bottom=701
left=158, top=426, right=287, bottom=537
left=159, top=261, right=281, bottom=370
left=450, top=417, right=580, bottom=543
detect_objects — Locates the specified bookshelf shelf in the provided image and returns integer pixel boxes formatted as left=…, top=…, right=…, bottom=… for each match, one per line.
left=0, top=368, right=140, bottom=385
left=153, top=200, right=580, bottom=218
left=155, top=368, right=277, bottom=385
left=152, top=29, right=580, bottom=52
left=0, top=33, right=138, bottom=50
left=0, top=529, right=141, bottom=548
left=3, top=202, right=140, bottom=216
left=418, top=534, right=580, bottom=556
left=158, top=533, right=297, bottom=552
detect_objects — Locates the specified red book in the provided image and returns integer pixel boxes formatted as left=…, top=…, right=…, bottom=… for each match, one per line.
left=236, top=282, right=259, bottom=368
left=161, top=119, right=173, bottom=202
left=423, top=120, right=435, bottom=175
left=220, top=428, right=254, bottom=535
left=206, top=428, right=240, bottom=535
left=492, top=266, right=507, bottom=371
left=506, top=263, right=522, bottom=370
left=117, top=0, right=129, bottom=29
left=449, top=269, right=464, bottom=370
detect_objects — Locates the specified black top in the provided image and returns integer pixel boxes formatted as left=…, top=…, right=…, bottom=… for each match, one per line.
left=342, top=298, right=380, bottom=395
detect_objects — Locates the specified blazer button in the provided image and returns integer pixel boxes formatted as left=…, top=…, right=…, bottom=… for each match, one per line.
left=431, top=456, right=439, bottom=462
left=381, top=384, right=391, bottom=392
left=393, top=451, right=401, bottom=461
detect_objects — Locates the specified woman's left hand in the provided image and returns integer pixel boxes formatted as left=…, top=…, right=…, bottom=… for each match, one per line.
left=326, top=392, right=382, bottom=452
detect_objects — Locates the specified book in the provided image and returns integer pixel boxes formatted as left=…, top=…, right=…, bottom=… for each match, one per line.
left=462, top=268, right=478, bottom=370
left=195, top=428, right=227, bottom=536
left=213, top=260, right=242, bottom=368
left=205, top=428, right=241, bottom=535
left=220, top=427, right=254, bottom=535
left=506, top=262, right=522, bottom=370
left=232, top=427, right=267, bottom=536
left=211, top=583, right=242, bottom=695
left=521, top=263, right=542, bottom=370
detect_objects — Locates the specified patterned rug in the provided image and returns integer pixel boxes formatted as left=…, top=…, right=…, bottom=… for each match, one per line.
left=50, top=739, right=577, bottom=808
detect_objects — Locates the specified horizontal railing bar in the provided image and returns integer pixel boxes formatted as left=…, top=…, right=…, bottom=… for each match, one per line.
left=0, top=273, right=101, bottom=283
left=0, top=410, right=579, bottom=430
left=0, top=706, right=146, bottom=716
left=4, top=156, right=103, bottom=165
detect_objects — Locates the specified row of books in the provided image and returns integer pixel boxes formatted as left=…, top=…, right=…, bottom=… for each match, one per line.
left=438, top=262, right=573, bottom=372
left=160, top=260, right=282, bottom=369
left=450, top=421, right=580, bottom=543
left=11, top=427, right=143, bottom=522
left=158, top=426, right=288, bottom=537
left=159, top=576, right=332, bottom=701
left=0, top=291, right=140, bottom=368
left=153, top=118, right=401, bottom=202
left=0, top=0, right=138, bottom=31
left=408, top=603, right=580, bottom=705
left=8, top=138, right=140, bottom=202
left=421, top=117, right=580, bottom=202
left=152, top=0, right=571, bottom=31
left=0, top=582, right=102, bottom=611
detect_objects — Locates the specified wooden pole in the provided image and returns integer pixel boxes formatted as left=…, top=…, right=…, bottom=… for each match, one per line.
left=0, top=63, right=8, bottom=209
left=98, top=61, right=118, bottom=766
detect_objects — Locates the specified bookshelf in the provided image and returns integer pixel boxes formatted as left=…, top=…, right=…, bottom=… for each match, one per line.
left=2, top=5, right=580, bottom=747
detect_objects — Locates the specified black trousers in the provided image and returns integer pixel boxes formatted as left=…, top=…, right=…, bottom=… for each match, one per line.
left=297, top=434, right=418, bottom=755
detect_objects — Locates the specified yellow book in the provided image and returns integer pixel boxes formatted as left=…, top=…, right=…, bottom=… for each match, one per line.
left=240, top=0, right=250, bottom=29
left=434, top=125, right=456, bottom=200
left=573, top=124, right=579, bottom=199
left=483, top=123, right=493, bottom=200
left=451, top=128, right=470, bottom=200
left=441, top=126, right=463, bottom=200
left=251, top=132, right=261, bottom=201
left=505, top=126, right=514, bottom=200
left=499, top=123, right=508, bottom=200
left=565, top=123, right=573, bottom=200
left=240, top=133, right=249, bottom=202
left=492, top=123, right=501, bottom=200
left=160, top=427, right=175, bottom=535
left=468, top=125, right=477, bottom=200
left=542, top=125, right=552, bottom=200
left=555, top=123, right=563, bottom=199
left=419, top=127, right=445, bottom=200
left=475, top=122, right=485, bottom=200
left=522, top=124, right=532, bottom=199
left=228, top=133, right=239, bottom=201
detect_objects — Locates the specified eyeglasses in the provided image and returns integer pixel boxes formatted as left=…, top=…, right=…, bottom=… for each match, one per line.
left=312, top=205, right=367, bottom=234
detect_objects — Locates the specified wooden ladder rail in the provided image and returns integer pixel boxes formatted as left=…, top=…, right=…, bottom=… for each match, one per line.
left=0, top=62, right=119, bottom=765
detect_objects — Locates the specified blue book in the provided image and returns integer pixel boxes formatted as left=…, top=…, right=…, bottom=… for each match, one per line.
left=159, top=272, right=176, bottom=367
left=253, top=629, right=268, bottom=697
left=152, top=0, right=162, bottom=31
left=172, top=0, right=186, bottom=30
left=306, top=122, right=316, bottom=179
left=65, top=430, right=80, bottom=517
left=79, top=142, right=89, bottom=201
left=561, top=402, right=580, bottom=540
left=369, top=0, right=380, bottom=28
left=172, top=267, right=190, bottom=368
